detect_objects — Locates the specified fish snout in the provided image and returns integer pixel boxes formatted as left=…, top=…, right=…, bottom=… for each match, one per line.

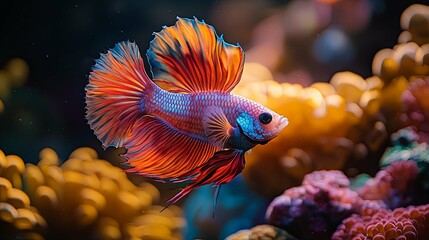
left=277, top=116, right=289, bottom=130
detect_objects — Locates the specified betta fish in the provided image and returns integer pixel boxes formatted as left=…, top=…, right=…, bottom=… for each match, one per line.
left=85, top=17, right=288, bottom=205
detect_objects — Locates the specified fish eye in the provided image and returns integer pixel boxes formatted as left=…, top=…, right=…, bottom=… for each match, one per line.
left=259, top=112, right=272, bottom=124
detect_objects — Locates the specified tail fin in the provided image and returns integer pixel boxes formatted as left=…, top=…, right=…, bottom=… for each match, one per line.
left=85, top=41, right=152, bottom=148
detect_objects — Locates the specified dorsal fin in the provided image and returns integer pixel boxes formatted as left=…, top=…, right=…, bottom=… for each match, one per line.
left=147, top=17, right=245, bottom=93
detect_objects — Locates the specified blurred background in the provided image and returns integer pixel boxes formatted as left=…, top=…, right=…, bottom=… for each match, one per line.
left=1, top=1, right=429, bottom=239
left=0, top=0, right=424, bottom=161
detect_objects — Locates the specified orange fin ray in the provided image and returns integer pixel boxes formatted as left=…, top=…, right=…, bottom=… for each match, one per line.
left=165, top=149, right=245, bottom=205
left=202, top=106, right=233, bottom=148
left=86, top=41, right=152, bottom=148
left=123, top=116, right=218, bottom=181
left=147, top=17, right=245, bottom=93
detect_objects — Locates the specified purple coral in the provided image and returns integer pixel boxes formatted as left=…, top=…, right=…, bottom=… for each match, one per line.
left=333, top=204, right=429, bottom=240
left=266, top=170, right=385, bottom=240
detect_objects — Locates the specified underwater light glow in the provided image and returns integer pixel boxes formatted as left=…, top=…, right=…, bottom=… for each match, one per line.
left=313, top=27, right=354, bottom=64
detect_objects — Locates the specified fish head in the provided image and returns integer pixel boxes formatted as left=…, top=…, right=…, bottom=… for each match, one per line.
left=236, top=103, right=288, bottom=145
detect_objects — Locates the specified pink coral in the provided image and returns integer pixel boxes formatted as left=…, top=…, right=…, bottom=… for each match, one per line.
left=302, top=169, right=350, bottom=189
left=386, top=161, right=419, bottom=193
left=333, top=204, right=429, bottom=240
left=401, top=78, right=429, bottom=141
left=357, top=160, right=419, bottom=208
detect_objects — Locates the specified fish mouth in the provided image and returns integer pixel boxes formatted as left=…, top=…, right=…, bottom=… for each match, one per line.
left=278, top=116, right=289, bottom=130
left=237, top=124, right=270, bottom=145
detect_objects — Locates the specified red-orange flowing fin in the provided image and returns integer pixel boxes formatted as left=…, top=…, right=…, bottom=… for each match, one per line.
left=202, top=106, right=233, bottom=148
left=86, top=41, right=153, bottom=148
left=165, top=149, right=245, bottom=205
left=147, top=17, right=245, bottom=93
left=123, top=115, right=218, bottom=181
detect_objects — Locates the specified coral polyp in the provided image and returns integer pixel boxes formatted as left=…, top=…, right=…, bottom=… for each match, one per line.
left=333, top=204, right=429, bottom=240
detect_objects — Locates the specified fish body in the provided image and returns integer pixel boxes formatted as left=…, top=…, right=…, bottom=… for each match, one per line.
left=143, top=86, right=286, bottom=149
left=85, top=17, right=288, bottom=204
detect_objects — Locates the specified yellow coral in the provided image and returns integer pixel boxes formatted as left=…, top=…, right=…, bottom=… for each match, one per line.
left=372, top=43, right=429, bottom=83
left=399, top=4, right=429, bottom=46
left=0, top=150, right=46, bottom=239
left=0, top=147, right=185, bottom=239
left=226, top=224, right=296, bottom=240
left=35, top=147, right=184, bottom=239
left=232, top=5, right=429, bottom=197
left=233, top=63, right=406, bottom=197
left=372, top=5, right=429, bottom=86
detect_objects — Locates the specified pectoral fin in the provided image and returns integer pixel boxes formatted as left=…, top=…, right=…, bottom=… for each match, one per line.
left=202, top=106, right=233, bottom=148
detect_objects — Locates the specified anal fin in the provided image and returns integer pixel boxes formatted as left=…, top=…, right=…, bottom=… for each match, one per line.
left=123, top=115, right=217, bottom=181
left=165, top=149, right=245, bottom=205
